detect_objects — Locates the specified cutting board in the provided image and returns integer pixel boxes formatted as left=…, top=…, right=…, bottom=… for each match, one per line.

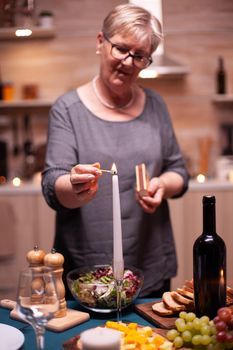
left=63, top=327, right=191, bottom=349
left=0, top=299, right=90, bottom=332
left=134, top=300, right=178, bottom=329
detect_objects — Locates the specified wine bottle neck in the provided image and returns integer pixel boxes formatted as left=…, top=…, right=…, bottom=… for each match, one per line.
left=203, top=201, right=216, bottom=234
left=218, top=57, right=224, bottom=71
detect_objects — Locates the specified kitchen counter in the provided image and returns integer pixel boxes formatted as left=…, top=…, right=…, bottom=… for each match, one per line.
left=188, top=178, right=233, bottom=191
left=0, top=182, right=42, bottom=195
left=1, top=179, right=233, bottom=194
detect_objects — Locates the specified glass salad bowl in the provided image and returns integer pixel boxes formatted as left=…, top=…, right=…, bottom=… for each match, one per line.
left=66, top=264, right=144, bottom=313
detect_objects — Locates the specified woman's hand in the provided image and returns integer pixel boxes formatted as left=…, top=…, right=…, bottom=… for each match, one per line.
left=136, top=171, right=184, bottom=214
left=55, top=162, right=102, bottom=209
left=136, top=177, right=165, bottom=214
left=70, top=162, right=102, bottom=203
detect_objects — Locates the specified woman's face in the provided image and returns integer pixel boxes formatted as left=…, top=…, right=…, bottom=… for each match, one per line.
left=97, top=31, right=152, bottom=92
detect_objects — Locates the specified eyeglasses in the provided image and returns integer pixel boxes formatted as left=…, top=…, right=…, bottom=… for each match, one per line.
left=103, top=34, right=152, bottom=69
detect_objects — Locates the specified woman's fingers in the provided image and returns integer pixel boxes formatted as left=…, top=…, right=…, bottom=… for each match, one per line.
left=70, top=163, right=102, bottom=184
left=136, top=177, right=165, bottom=214
left=71, top=172, right=96, bottom=184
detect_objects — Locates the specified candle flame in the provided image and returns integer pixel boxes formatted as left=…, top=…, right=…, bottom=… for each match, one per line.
left=111, top=163, right=118, bottom=175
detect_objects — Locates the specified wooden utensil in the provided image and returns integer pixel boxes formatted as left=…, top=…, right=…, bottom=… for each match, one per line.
left=0, top=299, right=90, bottom=332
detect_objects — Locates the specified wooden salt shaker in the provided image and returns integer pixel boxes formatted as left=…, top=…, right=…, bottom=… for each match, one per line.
left=26, top=245, right=46, bottom=303
left=44, top=248, right=67, bottom=317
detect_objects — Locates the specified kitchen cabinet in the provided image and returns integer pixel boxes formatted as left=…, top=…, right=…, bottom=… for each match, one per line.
left=0, top=99, right=53, bottom=116
left=211, top=94, right=233, bottom=105
left=170, top=181, right=233, bottom=290
left=0, top=186, right=55, bottom=300
left=0, top=26, right=55, bottom=40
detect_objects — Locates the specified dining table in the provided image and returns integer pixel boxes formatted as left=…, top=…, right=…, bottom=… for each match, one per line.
left=0, top=298, right=157, bottom=350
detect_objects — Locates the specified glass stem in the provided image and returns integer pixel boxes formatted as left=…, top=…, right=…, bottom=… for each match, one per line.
left=34, top=324, right=45, bottom=350
left=116, top=279, right=123, bottom=323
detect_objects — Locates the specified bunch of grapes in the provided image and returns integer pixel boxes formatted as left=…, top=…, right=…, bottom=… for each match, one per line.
left=213, top=307, right=233, bottom=346
left=167, top=311, right=217, bottom=349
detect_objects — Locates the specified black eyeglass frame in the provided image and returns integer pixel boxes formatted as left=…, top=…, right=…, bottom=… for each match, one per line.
left=103, top=33, right=153, bottom=69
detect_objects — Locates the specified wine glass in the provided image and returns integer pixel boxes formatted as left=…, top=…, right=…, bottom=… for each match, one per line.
left=16, top=267, right=59, bottom=350
left=115, top=278, right=123, bottom=323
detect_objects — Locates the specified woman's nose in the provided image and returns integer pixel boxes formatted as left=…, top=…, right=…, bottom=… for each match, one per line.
left=122, top=55, right=134, bottom=66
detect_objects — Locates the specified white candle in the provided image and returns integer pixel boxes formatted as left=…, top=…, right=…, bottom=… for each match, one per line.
left=111, top=163, right=124, bottom=280
left=80, top=327, right=121, bottom=350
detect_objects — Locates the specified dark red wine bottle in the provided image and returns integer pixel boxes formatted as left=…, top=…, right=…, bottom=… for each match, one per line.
left=216, top=56, right=226, bottom=94
left=193, top=195, right=226, bottom=319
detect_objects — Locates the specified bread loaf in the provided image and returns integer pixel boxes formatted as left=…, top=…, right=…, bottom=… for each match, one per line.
left=171, top=291, right=194, bottom=309
left=152, top=301, right=174, bottom=316
left=162, top=292, right=186, bottom=312
left=151, top=282, right=233, bottom=317
left=176, top=288, right=194, bottom=300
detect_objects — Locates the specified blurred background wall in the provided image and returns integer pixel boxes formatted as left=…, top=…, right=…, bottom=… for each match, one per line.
left=0, top=0, right=233, bottom=179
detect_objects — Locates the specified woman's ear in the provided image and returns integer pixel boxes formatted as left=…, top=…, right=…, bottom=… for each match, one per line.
left=96, top=32, right=104, bottom=54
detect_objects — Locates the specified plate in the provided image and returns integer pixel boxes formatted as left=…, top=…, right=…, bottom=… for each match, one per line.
left=0, top=323, right=25, bottom=350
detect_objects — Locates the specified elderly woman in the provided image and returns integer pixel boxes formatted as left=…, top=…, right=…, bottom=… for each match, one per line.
left=42, top=3, right=189, bottom=298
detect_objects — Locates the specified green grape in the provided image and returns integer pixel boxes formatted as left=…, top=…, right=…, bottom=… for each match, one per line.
left=206, top=344, right=215, bottom=350
left=193, top=318, right=201, bottom=330
left=186, top=312, right=197, bottom=322
left=192, top=334, right=202, bottom=345
left=175, top=318, right=186, bottom=332
left=182, top=330, right=192, bottom=342
left=167, top=329, right=180, bottom=341
left=211, top=334, right=217, bottom=344
left=213, top=343, right=225, bottom=350
left=186, top=321, right=193, bottom=331
left=200, top=315, right=210, bottom=324
left=210, top=325, right=217, bottom=335
left=200, top=324, right=211, bottom=335
left=201, top=335, right=212, bottom=345
left=173, top=336, right=184, bottom=348
left=179, top=311, right=187, bottom=320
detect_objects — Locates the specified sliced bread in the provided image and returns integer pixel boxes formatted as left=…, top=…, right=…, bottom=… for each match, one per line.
left=171, top=291, right=194, bottom=310
left=152, top=301, right=174, bottom=316
left=162, top=292, right=186, bottom=312
left=176, top=288, right=194, bottom=300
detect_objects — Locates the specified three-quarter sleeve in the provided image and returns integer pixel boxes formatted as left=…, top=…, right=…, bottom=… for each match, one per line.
left=42, top=92, right=79, bottom=211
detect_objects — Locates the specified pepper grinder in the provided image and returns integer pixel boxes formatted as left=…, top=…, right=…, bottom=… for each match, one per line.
left=44, top=248, right=67, bottom=317
left=26, top=245, right=46, bottom=303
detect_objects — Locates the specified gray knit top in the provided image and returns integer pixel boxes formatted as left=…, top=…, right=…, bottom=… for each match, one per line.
left=42, top=87, right=189, bottom=296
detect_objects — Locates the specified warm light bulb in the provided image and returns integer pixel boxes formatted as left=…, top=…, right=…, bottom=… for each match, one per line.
left=139, top=69, right=158, bottom=79
left=15, top=29, right=32, bottom=37
left=12, top=177, right=21, bottom=187
left=196, top=174, right=206, bottom=183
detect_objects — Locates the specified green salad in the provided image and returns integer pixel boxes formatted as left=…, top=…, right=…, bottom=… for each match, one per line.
left=71, top=265, right=142, bottom=310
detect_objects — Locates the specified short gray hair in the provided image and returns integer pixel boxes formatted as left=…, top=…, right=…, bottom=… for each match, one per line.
left=102, top=3, right=163, bottom=54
